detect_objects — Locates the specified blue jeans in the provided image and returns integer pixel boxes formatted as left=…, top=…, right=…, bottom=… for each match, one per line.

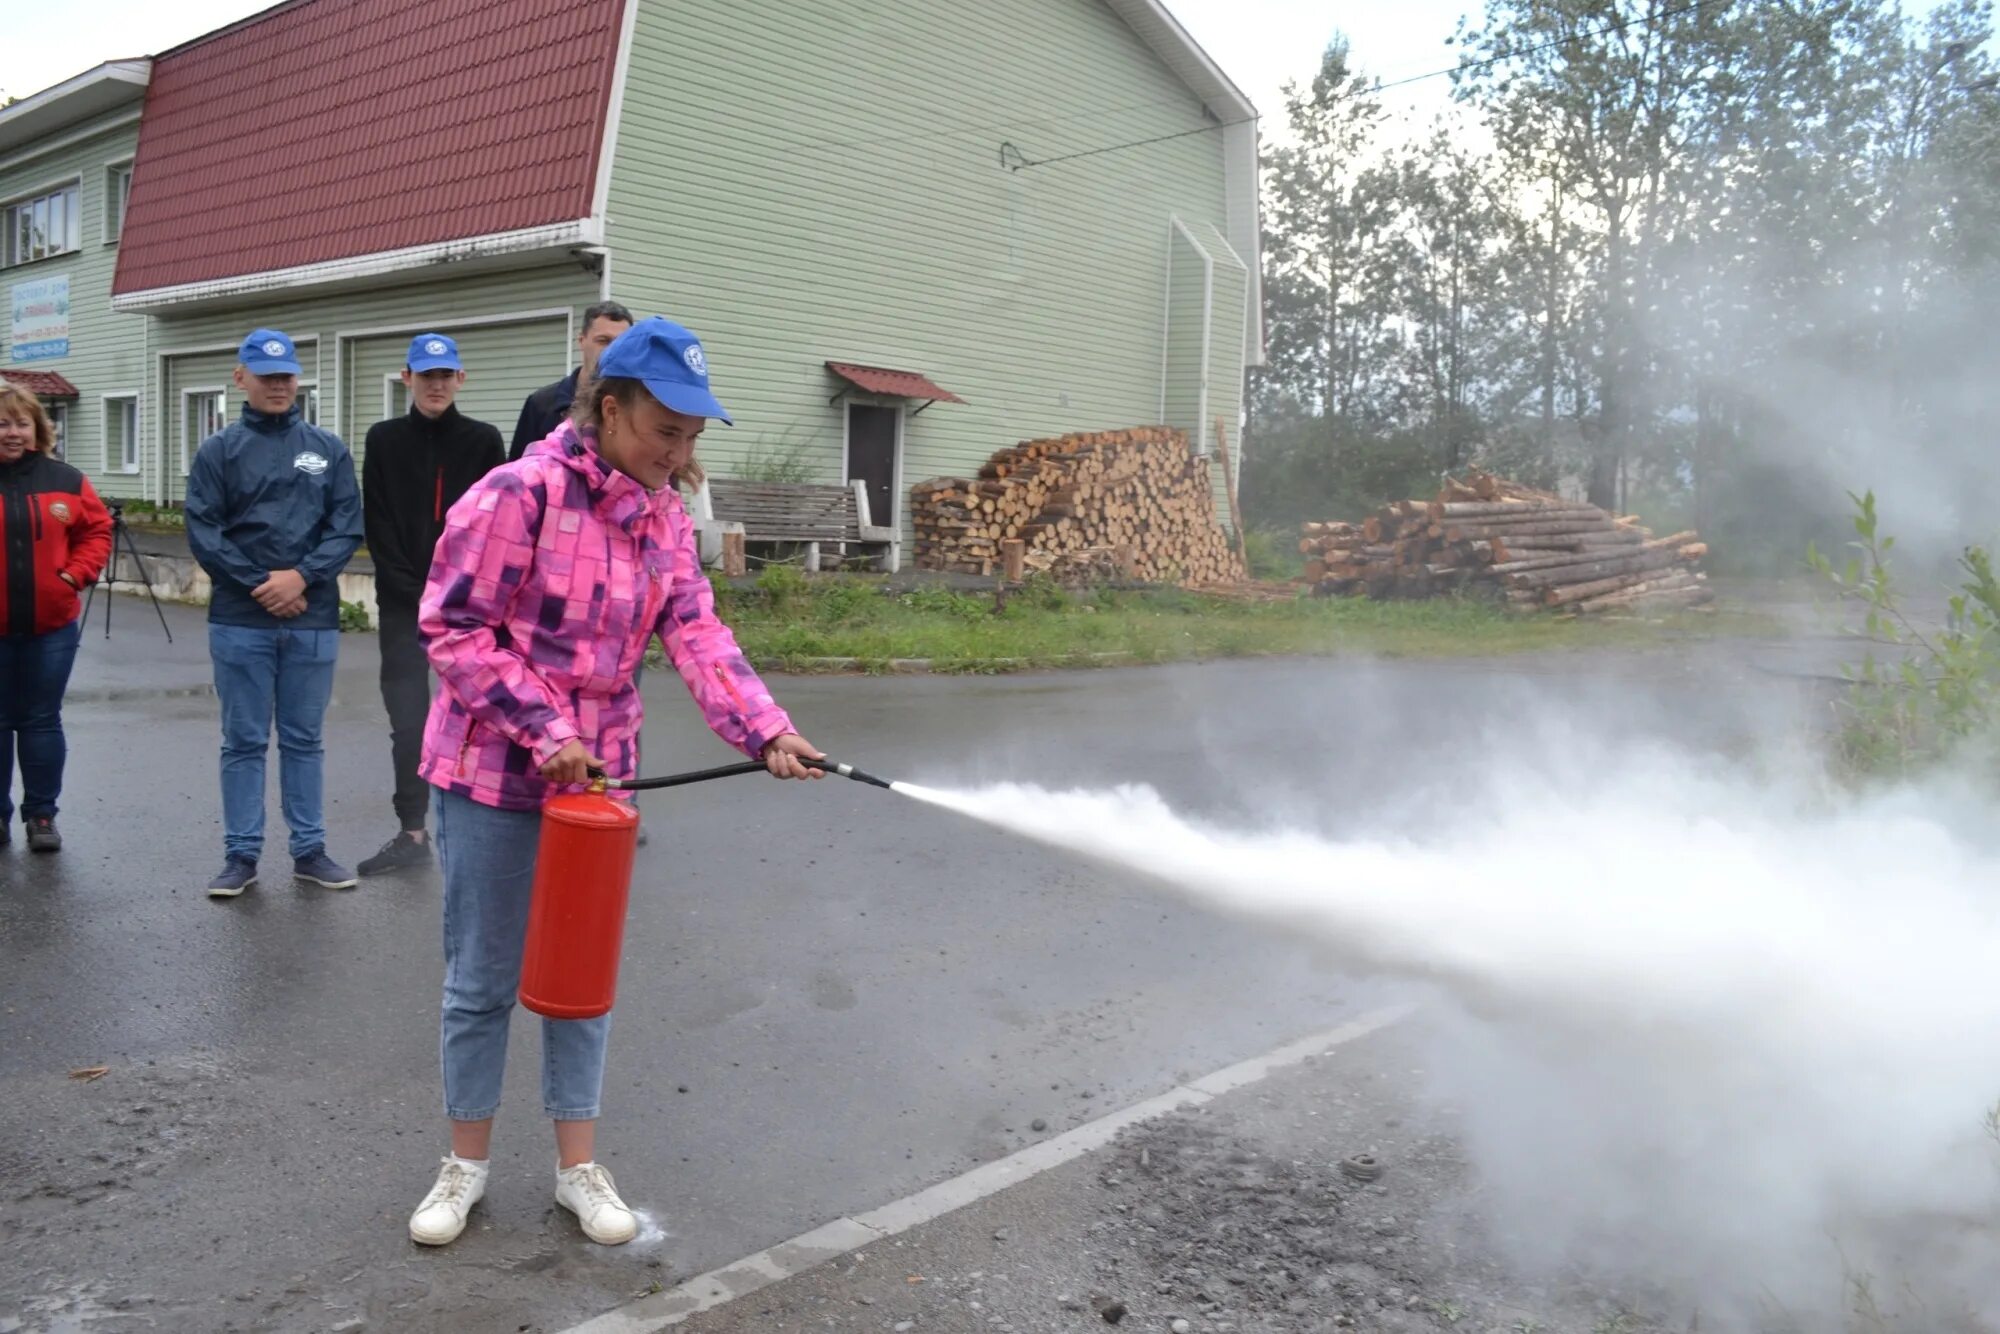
left=209, top=623, right=339, bottom=862
left=0, top=619, right=83, bottom=824
left=435, top=788, right=611, bottom=1121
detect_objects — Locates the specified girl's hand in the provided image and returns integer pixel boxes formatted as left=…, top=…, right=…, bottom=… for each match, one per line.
left=539, top=739, right=605, bottom=785
left=762, top=733, right=827, bottom=780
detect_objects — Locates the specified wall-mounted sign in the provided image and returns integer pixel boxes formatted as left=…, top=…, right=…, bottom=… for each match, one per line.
left=11, top=275, right=70, bottom=363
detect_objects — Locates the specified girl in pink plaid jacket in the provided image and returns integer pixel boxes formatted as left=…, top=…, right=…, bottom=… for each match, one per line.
left=407, top=318, right=824, bottom=1248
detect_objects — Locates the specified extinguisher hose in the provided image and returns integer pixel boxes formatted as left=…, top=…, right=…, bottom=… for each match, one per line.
left=587, top=757, right=895, bottom=792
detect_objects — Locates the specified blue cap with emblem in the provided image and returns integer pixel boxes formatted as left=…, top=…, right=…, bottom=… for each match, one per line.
left=406, top=332, right=462, bottom=373
left=239, top=328, right=301, bottom=376
left=593, top=316, right=732, bottom=424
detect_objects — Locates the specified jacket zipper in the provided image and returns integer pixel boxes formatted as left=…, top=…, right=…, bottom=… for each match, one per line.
left=713, top=662, right=749, bottom=713
left=456, top=720, right=480, bottom=775
left=434, top=466, right=444, bottom=524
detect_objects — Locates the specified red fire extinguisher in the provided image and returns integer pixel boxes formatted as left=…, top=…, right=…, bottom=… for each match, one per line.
left=519, top=783, right=639, bottom=1020
left=519, top=756, right=892, bottom=1019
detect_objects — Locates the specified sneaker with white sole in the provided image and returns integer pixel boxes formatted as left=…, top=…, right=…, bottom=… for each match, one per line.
left=408, top=1155, right=488, bottom=1246
left=555, top=1161, right=637, bottom=1244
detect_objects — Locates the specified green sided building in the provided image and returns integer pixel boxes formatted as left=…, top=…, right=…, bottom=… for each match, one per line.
left=8, top=0, right=1259, bottom=545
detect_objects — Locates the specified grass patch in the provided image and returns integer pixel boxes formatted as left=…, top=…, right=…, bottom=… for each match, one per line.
left=699, top=569, right=1764, bottom=673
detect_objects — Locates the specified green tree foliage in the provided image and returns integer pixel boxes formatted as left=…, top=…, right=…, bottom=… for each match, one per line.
left=1247, top=1, right=2000, bottom=567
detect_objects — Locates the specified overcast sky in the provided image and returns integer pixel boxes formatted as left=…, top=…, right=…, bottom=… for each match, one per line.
left=4, top=0, right=1971, bottom=155
left=3, top=0, right=1473, bottom=139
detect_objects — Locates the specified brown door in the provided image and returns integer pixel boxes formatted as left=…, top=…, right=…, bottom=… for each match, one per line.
left=846, top=404, right=899, bottom=527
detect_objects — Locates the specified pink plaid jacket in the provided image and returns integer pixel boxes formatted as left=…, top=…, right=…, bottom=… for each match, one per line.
left=417, top=424, right=794, bottom=811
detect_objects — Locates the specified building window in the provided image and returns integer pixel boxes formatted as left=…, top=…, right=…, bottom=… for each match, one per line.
left=3, top=183, right=82, bottom=268
left=106, top=164, right=132, bottom=244
left=184, top=390, right=226, bottom=476
left=46, top=403, right=68, bottom=461
left=298, top=383, right=320, bottom=426
left=105, top=395, right=139, bottom=473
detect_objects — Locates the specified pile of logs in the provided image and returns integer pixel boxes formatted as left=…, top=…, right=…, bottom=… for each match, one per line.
left=1301, top=473, right=1712, bottom=614
left=912, top=427, right=1246, bottom=585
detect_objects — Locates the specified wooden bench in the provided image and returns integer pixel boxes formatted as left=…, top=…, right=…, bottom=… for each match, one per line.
left=692, top=478, right=901, bottom=573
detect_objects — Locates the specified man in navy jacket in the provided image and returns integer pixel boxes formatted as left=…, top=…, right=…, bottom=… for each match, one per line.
left=506, top=301, right=632, bottom=461
left=185, top=328, right=363, bottom=899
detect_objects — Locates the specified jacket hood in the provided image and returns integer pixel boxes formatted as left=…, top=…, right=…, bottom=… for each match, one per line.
left=528, top=422, right=680, bottom=535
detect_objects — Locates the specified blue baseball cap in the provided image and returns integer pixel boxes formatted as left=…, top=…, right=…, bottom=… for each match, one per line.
left=407, top=332, right=462, bottom=373
left=594, top=316, right=732, bottom=424
left=239, top=328, right=300, bottom=376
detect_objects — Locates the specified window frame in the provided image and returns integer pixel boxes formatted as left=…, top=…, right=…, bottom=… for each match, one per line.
left=46, top=402, right=69, bottom=462
left=102, top=392, right=141, bottom=474
left=104, top=161, right=133, bottom=246
left=1, top=178, right=83, bottom=269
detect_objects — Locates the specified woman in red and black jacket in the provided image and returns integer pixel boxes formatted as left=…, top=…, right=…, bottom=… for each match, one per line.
left=0, top=385, right=111, bottom=852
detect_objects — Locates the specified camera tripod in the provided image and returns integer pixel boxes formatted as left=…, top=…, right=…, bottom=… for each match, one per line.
left=82, top=504, right=174, bottom=643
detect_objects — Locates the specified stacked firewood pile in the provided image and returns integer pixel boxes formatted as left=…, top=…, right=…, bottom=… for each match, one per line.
left=912, top=427, right=1246, bottom=585
left=1300, top=473, right=1711, bottom=613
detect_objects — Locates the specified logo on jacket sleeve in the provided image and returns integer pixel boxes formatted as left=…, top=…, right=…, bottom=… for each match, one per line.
left=49, top=501, right=71, bottom=524
left=294, top=451, right=329, bottom=475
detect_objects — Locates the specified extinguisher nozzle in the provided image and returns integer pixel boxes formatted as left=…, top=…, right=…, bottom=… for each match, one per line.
left=811, top=759, right=895, bottom=790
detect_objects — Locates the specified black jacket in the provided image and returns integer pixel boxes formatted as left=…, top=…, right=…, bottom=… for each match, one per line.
left=362, top=406, right=504, bottom=610
left=186, top=404, right=363, bottom=630
left=508, top=369, right=579, bottom=462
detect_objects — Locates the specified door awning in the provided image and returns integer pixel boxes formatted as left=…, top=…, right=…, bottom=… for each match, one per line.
left=1, top=369, right=79, bottom=399
left=826, top=361, right=965, bottom=411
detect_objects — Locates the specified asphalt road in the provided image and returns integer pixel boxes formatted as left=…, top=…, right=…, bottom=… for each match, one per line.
left=0, top=598, right=1841, bottom=1333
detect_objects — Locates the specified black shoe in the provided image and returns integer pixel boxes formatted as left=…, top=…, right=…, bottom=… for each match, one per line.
left=358, top=831, right=434, bottom=876
left=25, top=817, right=60, bottom=853
left=0, top=820, right=10, bottom=847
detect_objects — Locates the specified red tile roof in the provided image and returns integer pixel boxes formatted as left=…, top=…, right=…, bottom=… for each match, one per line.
left=1, top=369, right=80, bottom=398
left=826, top=362, right=966, bottom=404
left=113, top=0, right=625, bottom=296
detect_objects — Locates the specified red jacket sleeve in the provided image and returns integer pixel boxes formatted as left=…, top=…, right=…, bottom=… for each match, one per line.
left=65, top=478, right=113, bottom=587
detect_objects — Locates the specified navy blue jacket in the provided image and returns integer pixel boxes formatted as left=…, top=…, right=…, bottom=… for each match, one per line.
left=185, top=403, right=363, bottom=630
left=508, top=369, right=579, bottom=462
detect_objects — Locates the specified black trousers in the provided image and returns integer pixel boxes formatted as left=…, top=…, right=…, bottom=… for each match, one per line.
left=377, top=604, right=432, bottom=830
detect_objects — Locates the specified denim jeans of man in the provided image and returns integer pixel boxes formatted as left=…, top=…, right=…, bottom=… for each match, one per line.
left=434, top=788, right=611, bottom=1121
left=0, top=618, right=83, bottom=824
left=209, top=623, right=339, bottom=861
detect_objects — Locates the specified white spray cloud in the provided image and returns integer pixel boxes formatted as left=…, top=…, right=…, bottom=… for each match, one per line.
left=896, top=755, right=2000, bottom=1320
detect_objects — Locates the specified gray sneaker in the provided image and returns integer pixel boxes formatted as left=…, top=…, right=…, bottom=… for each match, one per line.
left=207, top=858, right=258, bottom=898
left=293, top=849, right=358, bottom=889
left=358, top=832, right=434, bottom=876
left=25, top=817, right=61, bottom=853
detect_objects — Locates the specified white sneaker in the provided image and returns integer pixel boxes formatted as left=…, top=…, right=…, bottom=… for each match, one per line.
left=555, top=1161, right=638, bottom=1244
left=408, top=1155, right=488, bottom=1246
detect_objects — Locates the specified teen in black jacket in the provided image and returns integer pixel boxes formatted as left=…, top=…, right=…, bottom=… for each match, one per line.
left=360, top=334, right=504, bottom=874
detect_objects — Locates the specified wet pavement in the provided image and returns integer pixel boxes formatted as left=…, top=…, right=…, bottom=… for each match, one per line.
left=1, top=595, right=1848, bottom=1333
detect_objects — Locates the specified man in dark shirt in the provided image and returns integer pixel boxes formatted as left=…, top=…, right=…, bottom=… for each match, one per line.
left=185, top=329, right=363, bottom=899
left=507, top=300, right=633, bottom=461
left=358, top=333, right=504, bottom=875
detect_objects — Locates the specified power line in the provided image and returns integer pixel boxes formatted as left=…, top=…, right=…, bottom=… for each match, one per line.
left=1367, top=0, right=1737, bottom=97
left=1009, top=118, right=1254, bottom=171
left=1009, top=0, right=1739, bottom=172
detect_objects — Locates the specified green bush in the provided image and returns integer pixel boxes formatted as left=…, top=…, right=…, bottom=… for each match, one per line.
left=898, top=585, right=989, bottom=620
left=812, top=579, right=880, bottom=623
left=1243, top=527, right=1303, bottom=581
left=339, top=600, right=373, bottom=633
left=1807, top=490, right=2000, bottom=778
left=754, top=563, right=809, bottom=611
